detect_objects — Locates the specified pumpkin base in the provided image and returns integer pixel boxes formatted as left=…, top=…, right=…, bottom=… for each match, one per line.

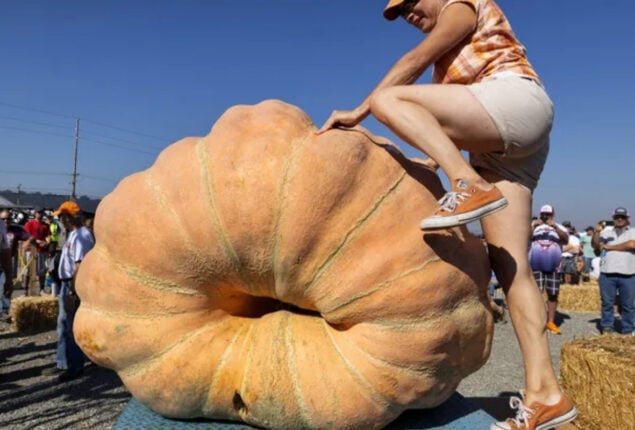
left=115, top=393, right=495, bottom=430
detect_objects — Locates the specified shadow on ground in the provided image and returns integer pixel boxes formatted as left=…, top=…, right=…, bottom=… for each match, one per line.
left=0, top=327, right=131, bottom=429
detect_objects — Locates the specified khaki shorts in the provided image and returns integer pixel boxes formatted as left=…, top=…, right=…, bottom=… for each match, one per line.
left=467, top=75, right=554, bottom=190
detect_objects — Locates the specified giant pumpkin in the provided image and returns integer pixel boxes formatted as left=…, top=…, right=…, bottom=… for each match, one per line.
left=74, top=100, right=493, bottom=429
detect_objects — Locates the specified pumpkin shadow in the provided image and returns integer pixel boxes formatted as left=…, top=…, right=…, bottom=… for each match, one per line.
left=385, top=392, right=497, bottom=429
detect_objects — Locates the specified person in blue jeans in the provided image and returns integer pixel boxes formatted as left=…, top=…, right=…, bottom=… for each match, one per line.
left=592, top=207, right=635, bottom=335
left=41, top=201, right=95, bottom=381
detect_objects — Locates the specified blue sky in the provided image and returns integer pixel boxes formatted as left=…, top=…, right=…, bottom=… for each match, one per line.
left=1, top=1, right=633, bottom=230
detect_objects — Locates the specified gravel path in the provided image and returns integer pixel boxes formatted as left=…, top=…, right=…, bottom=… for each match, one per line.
left=0, top=308, right=600, bottom=429
left=459, top=309, right=600, bottom=419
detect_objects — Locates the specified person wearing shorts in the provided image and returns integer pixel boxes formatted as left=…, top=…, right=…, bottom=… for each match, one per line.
left=530, top=204, right=569, bottom=334
left=318, top=1, right=577, bottom=429
left=534, top=271, right=560, bottom=297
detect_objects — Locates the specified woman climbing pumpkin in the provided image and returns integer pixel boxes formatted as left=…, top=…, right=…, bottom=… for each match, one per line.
left=318, top=1, right=577, bottom=429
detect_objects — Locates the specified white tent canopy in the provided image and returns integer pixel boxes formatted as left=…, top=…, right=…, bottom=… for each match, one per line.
left=0, top=194, right=17, bottom=208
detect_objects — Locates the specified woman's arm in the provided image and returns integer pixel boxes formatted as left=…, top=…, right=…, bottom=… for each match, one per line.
left=318, top=3, right=476, bottom=132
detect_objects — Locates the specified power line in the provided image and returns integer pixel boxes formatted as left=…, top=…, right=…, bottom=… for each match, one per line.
left=81, top=137, right=157, bottom=155
left=0, top=125, right=160, bottom=154
left=82, top=118, right=173, bottom=142
left=0, top=170, right=71, bottom=177
left=0, top=101, right=173, bottom=142
left=81, top=130, right=165, bottom=150
left=0, top=125, right=74, bottom=139
left=80, top=174, right=119, bottom=183
left=13, top=186, right=73, bottom=193
left=0, top=170, right=121, bottom=184
left=0, top=114, right=72, bottom=130
left=0, top=101, right=76, bottom=119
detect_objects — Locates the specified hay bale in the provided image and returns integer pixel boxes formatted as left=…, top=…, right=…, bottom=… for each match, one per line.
left=10, top=296, right=59, bottom=332
left=561, top=335, right=635, bottom=429
left=557, top=283, right=600, bottom=313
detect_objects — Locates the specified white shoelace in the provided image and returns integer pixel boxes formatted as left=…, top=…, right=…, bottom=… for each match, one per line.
left=509, top=396, right=535, bottom=427
left=437, top=191, right=470, bottom=213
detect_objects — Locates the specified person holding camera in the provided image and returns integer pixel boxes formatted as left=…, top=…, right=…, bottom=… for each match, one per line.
left=529, top=205, right=568, bottom=334
left=592, top=207, right=635, bottom=335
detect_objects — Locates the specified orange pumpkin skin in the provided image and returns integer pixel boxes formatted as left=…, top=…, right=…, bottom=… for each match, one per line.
left=74, top=100, right=493, bottom=430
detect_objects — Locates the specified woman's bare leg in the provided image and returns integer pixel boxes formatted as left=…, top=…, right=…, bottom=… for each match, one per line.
left=480, top=171, right=562, bottom=405
left=369, top=83, right=504, bottom=187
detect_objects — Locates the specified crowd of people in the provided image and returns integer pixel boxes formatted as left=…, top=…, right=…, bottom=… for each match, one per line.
left=521, top=204, right=634, bottom=336
left=1, top=202, right=95, bottom=381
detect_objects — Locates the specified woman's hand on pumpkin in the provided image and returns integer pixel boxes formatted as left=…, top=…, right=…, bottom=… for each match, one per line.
left=316, top=108, right=368, bottom=134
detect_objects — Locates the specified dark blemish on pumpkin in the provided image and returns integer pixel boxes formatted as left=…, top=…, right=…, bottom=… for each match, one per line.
left=114, top=324, right=128, bottom=334
left=233, top=391, right=247, bottom=414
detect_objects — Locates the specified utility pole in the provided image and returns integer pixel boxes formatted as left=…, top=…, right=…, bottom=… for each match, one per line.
left=70, top=118, right=80, bottom=201
left=16, top=184, right=22, bottom=206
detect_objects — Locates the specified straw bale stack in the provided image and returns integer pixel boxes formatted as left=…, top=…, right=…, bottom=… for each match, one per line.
left=561, top=335, right=635, bottom=429
left=556, top=282, right=600, bottom=313
left=10, top=296, right=59, bottom=332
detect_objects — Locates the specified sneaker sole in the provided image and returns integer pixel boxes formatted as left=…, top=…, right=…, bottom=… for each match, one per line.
left=420, top=197, right=508, bottom=230
left=490, top=407, right=578, bottom=430
left=535, top=406, right=578, bottom=430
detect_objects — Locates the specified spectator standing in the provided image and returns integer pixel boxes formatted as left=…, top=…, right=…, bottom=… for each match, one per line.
left=41, top=201, right=94, bottom=381
left=1, top=210, right=31, bottom=286
left=560, top=221, right=580, bottom=285
left=0, top=211, right=13, bottom=314
left=579, top=226, right=596, bottom=281
left=529, top=205, right=568, bottom=334
left=589, top=249, right=601, bottom=281
left=48, top=215, right=62, bottom=253
left=592, top=207, right=635, bottom=335
left=23, top=208, right=50, bottom=294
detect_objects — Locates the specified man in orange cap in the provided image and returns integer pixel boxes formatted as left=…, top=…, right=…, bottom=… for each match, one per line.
left=42, top=200, right=94, bottom=381
left=318, top=1, right=576, bottom=429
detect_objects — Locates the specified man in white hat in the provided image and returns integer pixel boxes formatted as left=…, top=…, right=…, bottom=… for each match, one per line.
left=592, top=207, right=635, bottom=335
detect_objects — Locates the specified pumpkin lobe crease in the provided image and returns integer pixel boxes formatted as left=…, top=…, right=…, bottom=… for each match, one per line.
left=284, top=315, right=313, bottom=428
left=196, top=141, right=253, bottom=291
left=271, top=129, right=313, bottom=300
left=347, top=322, right=443, bottom=377
left=80, top=305, right=195, bottom=319
left=144, top=171, right=211, bottom=272
left=237, top=316, right=259, bottom=419
left=203, top=322, right=253, bottom=415
left=321, top=320, right=397, bottom=413
left=119, top=317, right=233, bottom=378
left=92, top=246, right=213, bottom=298
left=360, top=297, right=484, bottom=331
left=323, top=257, right=441, bottom=316
left=305, top=171, right=407, bottom=294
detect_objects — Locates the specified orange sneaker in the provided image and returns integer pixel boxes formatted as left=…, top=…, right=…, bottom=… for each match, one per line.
left=420, top=179, right=508, bottom=230
left=491, top=393, right=578, bottom=430
left=546, top=321, right=562, bottom=335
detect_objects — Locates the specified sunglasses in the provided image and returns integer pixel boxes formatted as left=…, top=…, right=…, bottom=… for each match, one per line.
left=399, top=0, right=419, bottom=18
left=613, top=215, right=628, bottom=220
left=0, top=217, right=8, bottom=221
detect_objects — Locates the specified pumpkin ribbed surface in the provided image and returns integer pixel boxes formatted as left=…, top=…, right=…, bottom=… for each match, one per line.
left=74, top=100, right=493, bottom=430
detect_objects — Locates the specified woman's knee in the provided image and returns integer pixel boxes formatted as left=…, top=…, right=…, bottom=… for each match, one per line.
left=369, top=87, right=408, bottom=123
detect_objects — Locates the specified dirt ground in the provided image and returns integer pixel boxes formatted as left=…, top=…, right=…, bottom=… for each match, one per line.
left=0, top=307, right=130, bottom=429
